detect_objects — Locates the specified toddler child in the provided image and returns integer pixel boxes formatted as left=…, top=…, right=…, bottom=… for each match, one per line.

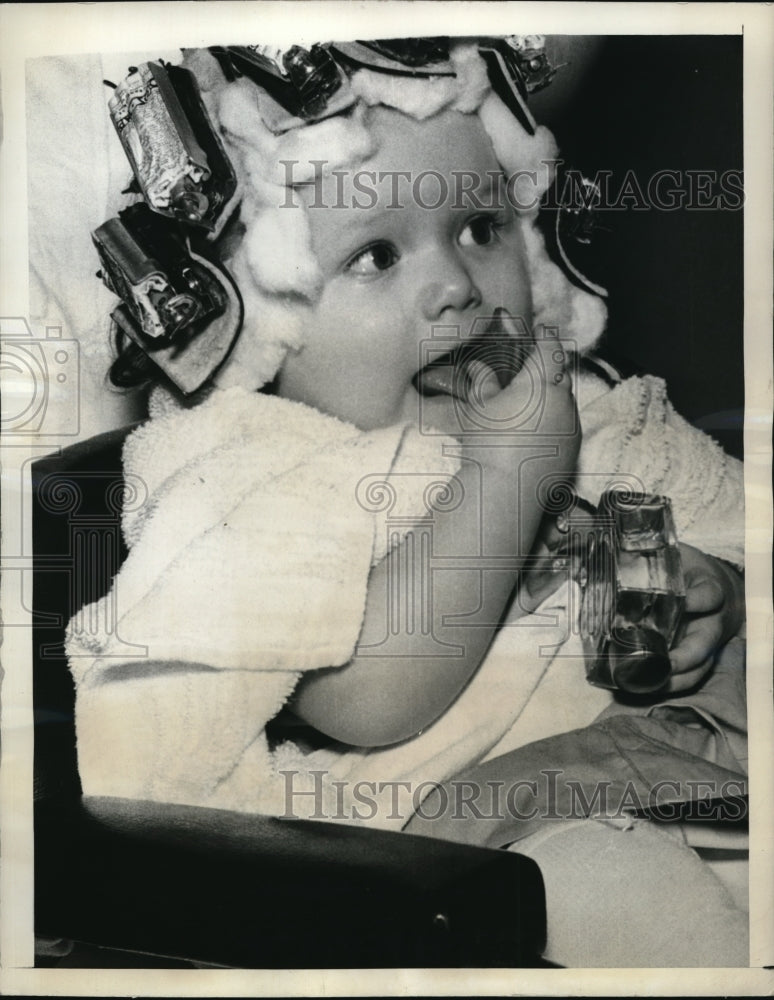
left=66, top=36, right=747, bottom=966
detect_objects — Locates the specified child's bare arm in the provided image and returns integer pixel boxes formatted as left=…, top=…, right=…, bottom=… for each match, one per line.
left=291, top=330, right=580, bottom=746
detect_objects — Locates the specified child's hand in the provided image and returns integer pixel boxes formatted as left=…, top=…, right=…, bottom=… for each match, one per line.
left=511, top=506, right=595, bottom=618
left=410, top=310, right=579, bottom=453
left=667, top=544, right=745, bottom=692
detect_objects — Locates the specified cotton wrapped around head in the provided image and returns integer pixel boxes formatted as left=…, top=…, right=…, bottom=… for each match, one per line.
left=179, top=41, right=607, bottom=392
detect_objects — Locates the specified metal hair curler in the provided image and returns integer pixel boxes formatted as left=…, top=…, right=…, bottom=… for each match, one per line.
left=93, top=203, right=242, bottom=395
left=108, top=61, right=237, bottom=235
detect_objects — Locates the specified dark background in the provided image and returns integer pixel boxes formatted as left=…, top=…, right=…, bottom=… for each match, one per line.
left=533, top=36, right=744, bottom=460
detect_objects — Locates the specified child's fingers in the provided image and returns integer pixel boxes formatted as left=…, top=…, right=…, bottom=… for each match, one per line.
left=669, top=612, right=724, bottom=673
left=534, top=327, right=570, bottom=388
left=666, top=656, right=715, bottom=693
left=518, top=556, right=570, bottom=615
left=466, top=359, right=505, bottom=404
left=496, top=310, right=569, bottom=395
left=683, top=574, right=725, bottom=614
left=497, top=306, right=533, bottom=343
left=416, top=310, right=578, bottom=438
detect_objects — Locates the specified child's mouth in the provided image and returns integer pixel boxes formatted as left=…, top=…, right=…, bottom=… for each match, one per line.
left=412, top=316, right=529, bottom=402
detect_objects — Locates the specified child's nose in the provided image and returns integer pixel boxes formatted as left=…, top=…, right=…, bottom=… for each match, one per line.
left=419, top=251, right=483, bottom=321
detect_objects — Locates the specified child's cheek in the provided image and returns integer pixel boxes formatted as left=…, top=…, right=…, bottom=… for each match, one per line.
left=483, top=236, right=533, bottom=324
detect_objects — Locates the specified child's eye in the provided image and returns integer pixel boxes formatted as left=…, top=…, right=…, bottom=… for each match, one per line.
left=459, top=214, right=506, bottom=248
left=345, top=242, right=399, bottom=276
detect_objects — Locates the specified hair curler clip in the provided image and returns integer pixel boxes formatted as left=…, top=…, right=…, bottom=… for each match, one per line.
left=539, top=166, right=610, bottom=298
left=505, top=35, right=561, bottom=94
left=329, top=37, right=454, bottom=75
left=93, top=203, right=242, bottom=394
left=477, top=37, right=538, bottom=137
left=109, top=61, right=237, bottom=235
left=478, top=36, right=562, bottom=137
left=209, top=44, right=354, bottom=124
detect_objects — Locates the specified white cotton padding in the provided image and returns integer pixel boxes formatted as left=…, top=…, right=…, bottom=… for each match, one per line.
left=568, top=286, right=608, bottom=355
left=239, top=158, right=290, bottom=209
left=521, top=216, right=607, bottom=354
left=449, top=42, right=491, bottom=113
left=519, top=124, right=559, bottom=199
left=350, top=42, right=491, bottom=121
left=522, top=213, right=570, bottom=331
left=243, top=206, right=322, bottom=298
left=213, top=332, right=290, bottom=393
left=199, top=88, right=222, bottom=129
left=350, top=68, right=459, bottom=120
left=181, top=48, right=229, bottom=92
left=478, top=91, right=558, bottom=201
left=213, top=255, right=308, bottom=391
left=216, top=78, right=276, bottom=146
left=272, top=108, right=376, bottom=181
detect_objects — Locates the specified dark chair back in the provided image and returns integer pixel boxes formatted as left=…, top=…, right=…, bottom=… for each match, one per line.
left=32, top=426, right=134, bottom=801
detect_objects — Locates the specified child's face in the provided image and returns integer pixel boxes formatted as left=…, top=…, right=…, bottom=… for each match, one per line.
left=276, top=106, right=533, bottom=431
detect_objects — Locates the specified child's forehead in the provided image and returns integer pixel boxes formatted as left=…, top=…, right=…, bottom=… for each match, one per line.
left=293, top=108, right=504, bottom=226
left=293, top=106, right=503, bottom=213
left=363, top=106, right=500, bottom=172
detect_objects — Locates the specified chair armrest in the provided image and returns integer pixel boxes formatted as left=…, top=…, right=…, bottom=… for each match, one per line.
left=35, top=795, right=547, bottom=968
